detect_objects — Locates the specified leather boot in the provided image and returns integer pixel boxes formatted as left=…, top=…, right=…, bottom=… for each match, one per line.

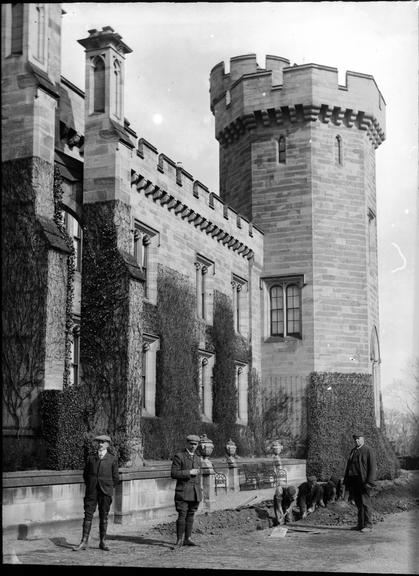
left=175, top=519, right=185, bottom=548
left=99, top=520, right=110, bottom=551
left=73, top=519, right=92, bottom=551
left=184, top=519, right=198, bottom=546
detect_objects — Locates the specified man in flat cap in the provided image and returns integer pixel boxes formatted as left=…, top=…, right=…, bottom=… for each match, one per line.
left=73, top=434, right=119, bottom=551
left=171, top=434, right=202, bottom=547
left=297, top=475, right=325, bottom=519
left=343, top=432, right=376, bottom=532
left=273, top=484, right=298, bottom=525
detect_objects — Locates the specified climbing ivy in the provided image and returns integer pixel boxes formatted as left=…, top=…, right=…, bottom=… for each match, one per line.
left=307, top=372, right=400, bottom=480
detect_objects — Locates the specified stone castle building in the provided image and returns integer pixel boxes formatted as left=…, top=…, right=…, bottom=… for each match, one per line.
left=2, top=4, right=385, bottom=464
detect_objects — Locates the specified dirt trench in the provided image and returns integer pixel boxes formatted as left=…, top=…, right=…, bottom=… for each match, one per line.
left=151, top=470, right=419, bottom=537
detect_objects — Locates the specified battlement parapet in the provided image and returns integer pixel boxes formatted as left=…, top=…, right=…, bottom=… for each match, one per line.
left=131, top=136, right=263, bottom=258
left=210, top=55, right=385, bottom=148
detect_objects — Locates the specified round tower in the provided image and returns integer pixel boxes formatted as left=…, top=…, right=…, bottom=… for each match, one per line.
left=211, top=54, right=386, bottom=425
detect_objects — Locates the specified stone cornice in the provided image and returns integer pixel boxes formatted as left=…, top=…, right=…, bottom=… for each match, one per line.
left=133, top=173, right=254, bottom=260
left=216, top=104, right=385, bottom=149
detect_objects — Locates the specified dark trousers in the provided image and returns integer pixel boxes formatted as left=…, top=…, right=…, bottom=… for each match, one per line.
left=347, top=476, right=373, bottom=529
left=175, top=499, right=200, bottom=540
left=298, top=485, right=323, bottom=516
left=83, top=484, right=112, bottom=522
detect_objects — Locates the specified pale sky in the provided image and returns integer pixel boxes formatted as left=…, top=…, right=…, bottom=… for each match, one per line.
left=61, top=2, right=418, bottom=412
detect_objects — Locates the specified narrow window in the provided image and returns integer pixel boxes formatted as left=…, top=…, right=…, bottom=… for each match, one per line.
left=142, top=335, right=159, bottom=416
left=278, top=135, right=286, bottom=164
left=270, top=286, right=284, bottom=336
left=113, top=59, right=121, bottom=118
left=335, top=135, right=342, bottom=165
left=286, top=284, right=300, bottom=336
left=93, top=56, right=105, bottom=113
left=236, top=366, right=242, bottom=420
left=201, top=266, right=207, bottom=319
left=195, top=256, right=214, bottom=322
left=236, top=284, right=241, bottom=332
left=11, top=3, right=24, bottom=55
left=142, top=342, right=149, bottom=410
left=134, top=224, right=156, bottom=300
left=200, top=358, right=207, bottom=415
left=35, top=4, right=45, bottom=63
left=71, top=323, right=80, bottom=386
left=64, top=211, right=83, bottom=273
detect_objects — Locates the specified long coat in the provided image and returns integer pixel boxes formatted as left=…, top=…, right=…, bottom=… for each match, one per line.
left=344, top=444, right=377, bottom=486
left=83, top=452, right=120, bottom=497
left=171, top=449, right=202, bottom=502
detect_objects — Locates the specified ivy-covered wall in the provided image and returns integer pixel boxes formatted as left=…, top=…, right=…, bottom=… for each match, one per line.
left=141, top=271, right=258, bottom=459
left=2, top=159, right=50, bottom=433
left=80, top=200, right=144, bottom=464
left=307, top=372, right=399, bottom=480
left=142, top=266, right=201, bottom=458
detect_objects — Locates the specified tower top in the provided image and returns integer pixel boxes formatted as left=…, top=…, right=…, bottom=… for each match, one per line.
left=78, top=26, right=132, bottom=55
left=210, top=54, right=386, bottom=147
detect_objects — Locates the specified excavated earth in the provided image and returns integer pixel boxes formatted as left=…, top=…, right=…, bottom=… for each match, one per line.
left=151, top=470, right=419, bottom=537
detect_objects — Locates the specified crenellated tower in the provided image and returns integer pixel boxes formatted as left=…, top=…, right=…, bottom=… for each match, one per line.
left=211, top=54, right=385, bottom=425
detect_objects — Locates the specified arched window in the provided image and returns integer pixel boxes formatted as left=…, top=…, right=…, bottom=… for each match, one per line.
left=11, top=3, right=24, bottom=55
left=93, top=56, right=105, bottom=113
left=335, top=135, right=342, bottom=165
left=113, top=59, right=121, bottom=118
left=278, top=135, right=286, bottom=164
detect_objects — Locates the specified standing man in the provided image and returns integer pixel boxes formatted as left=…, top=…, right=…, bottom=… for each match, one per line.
left=171, top=434, right=202, bottom=548
left=343, top=432, right=377, bottom=532
left=73, top=434, right=119, bottom=551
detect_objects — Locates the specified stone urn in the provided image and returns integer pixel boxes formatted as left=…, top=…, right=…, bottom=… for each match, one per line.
left=199, top=434, right=214, bottom=472
left=225, top=438, right=237, bottom=465
left=271, top=440, right=283, bottom=469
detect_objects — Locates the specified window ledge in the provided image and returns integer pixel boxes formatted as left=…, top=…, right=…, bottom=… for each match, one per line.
left=141, top=411, right=157, bottom=419
left=200, top=414, right=212, bottom=423
left=264, top=336, right=301, bottom=344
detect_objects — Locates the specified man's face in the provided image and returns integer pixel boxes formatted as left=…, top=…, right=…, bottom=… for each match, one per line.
left=97, top=440, right=109, bottom=451
left=354, top=436, right=364, bottom=448
left=187, top=440, right=199, bottom=453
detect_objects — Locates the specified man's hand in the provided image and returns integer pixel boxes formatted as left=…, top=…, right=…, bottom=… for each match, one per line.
left=189, top=468, right=199, bottom=476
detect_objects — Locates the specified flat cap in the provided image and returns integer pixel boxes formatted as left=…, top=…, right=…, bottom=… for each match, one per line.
left=95, top=434, right=111, bottom=442
left=186, top=434, right=200, bottom=443
left=287, top=485, right=297, bottom=496
left=352, top=432, right=364, bottom=438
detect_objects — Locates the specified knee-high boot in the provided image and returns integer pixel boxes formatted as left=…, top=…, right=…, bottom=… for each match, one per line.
left=176, top=518, right=185, bottom=547
left=99, top=520, right=110, bottom=551
left=73, top=519, right=92, bottom=551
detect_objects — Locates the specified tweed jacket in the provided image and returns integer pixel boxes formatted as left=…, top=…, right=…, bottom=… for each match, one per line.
left=171, top=449, right=202, bottom=502
left=83, top=451, right=120, bottom=497
left=344, top=444, right=377, bottom=486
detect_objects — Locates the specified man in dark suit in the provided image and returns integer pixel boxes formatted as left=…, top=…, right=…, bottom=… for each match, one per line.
left=344, top=432, right=377, bottom=532
left=73, top=434, right=119, bottom=551
left=171, top=434, right=202, bottom=548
